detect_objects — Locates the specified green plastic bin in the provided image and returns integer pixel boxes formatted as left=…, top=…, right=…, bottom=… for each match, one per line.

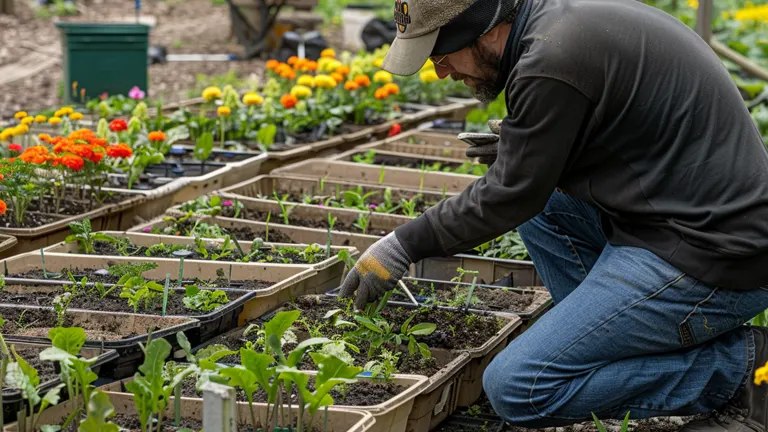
left=55, top=22, right=149, bottom=104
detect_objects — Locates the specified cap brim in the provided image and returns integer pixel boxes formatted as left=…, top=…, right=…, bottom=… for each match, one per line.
left=382, top=28, right=440, bottom=76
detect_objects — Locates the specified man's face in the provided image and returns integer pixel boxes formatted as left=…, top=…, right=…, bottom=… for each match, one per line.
left=431, top=42, right=503, bottom=103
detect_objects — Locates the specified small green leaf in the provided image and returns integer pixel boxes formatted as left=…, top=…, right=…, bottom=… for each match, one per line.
left=48, top=327, right=87, bottom=356
left=408, top=323, right=436, bottom=336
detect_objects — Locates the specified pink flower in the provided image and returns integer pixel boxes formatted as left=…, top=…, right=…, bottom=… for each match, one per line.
left=129, top=86, right=146, bottom=100
left=222, top=200, right=233, bottom=207
left=8, top=143, right=22, bottom=152
left=317, top=203, right=325, bottom=207
left=369, top=204, right=377, bottom=210
left=142, top=226, right=151, bottom=233
left=100, top=92, right=109, bottom=101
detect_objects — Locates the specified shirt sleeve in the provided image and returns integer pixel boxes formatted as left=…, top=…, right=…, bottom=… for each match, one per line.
left=395, top=77, right=593, bottom=262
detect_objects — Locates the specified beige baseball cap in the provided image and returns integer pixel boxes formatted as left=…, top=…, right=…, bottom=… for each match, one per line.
left=382, top=0, right=476, bottom=76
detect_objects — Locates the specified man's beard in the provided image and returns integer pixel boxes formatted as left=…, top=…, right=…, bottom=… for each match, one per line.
left=451, top=43, right=504, bottom=103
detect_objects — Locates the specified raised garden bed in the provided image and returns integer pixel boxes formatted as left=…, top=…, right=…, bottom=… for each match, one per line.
left=8, top=391, right=376, bottom=432
left=220, top=174, right=451, bottom=218
left=1, top=342, right=119, bottom=424
left=331, top=149, right=484, bottom=176
left=412, top=255, right=543, bottom=287
left=273, top=159, right=478, bottom=194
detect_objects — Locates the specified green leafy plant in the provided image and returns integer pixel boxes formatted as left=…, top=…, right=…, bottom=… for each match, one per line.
left=64, top=219, right=117, bottom=254
left=592, top=411, right=631, bottom=432
left=353, top=213, right=370, bottom=234
left=273, top=192, right=293, bottom=225
left=194, top=131, right=214, bottom=162
left=352, top=150, right=377, bottom=165
left=107, top=262, right=158, bottom=280
left=400, top=195, right=421, bottom=217
left=52, top=293, right=72, bottom=328
left=119, top=276, right=166, bottom=313
left=364, top=349, right=400, bottom=381
left=183, top=285, right=230, bottom=312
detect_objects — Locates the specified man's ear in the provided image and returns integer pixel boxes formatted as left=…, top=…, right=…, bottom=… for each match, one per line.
left=482, top=23, right=513, bottom=52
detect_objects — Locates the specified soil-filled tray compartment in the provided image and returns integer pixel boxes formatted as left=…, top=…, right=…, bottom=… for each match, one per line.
left=168, top=195, right=409, bottom=236
left=7, top=391, right=376, bottom=432
left=358, top=141, right=468, bottom=160
left=134, top=214, right=384, bottom=254
left=1, top=342, right=118, bottom=425
left=108, top=372, right=427, bottom=432
left=331, top=149, right=474, bottom=173
left=400, top=277, right=551, bottom=321
left=0, top=191, right=146, bottom=259
left=434, top=416, right=505, bottom=432
left=44, top=231, right=357, bottom=270
left=382, top=130, right=472, bottom=150
left=412, top=255, right=544, bottom=287
left=0, top=281, right=255, bottom=347
left=273, top=159, right=478, bottom=194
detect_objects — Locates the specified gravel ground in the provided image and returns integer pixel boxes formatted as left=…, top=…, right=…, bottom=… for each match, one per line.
left=0, top=0, right=267, bottom=118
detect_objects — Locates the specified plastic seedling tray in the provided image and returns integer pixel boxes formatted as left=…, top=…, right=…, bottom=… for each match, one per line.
left=1, top=342, right=118, bottom=424
left=357, top=140, right=468, bottom=160
left=272, top=159, right=478, bottom=194
left=329, top=149, right=469, bottom=170
left=378, top=129, right=472, bottom=150
left=433, top=416, right=505, bottom=432
left=6, top=391, right=376, bottom=432
left=412, top=254, right=544, bottom=287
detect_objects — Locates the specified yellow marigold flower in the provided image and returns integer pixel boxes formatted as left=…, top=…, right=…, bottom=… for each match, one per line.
left=60, top=107, right=73, bottom=115
left=320, top=48, right=336, bottom=58
left=290, top=85, right=313, bottom=99
left=297, top=75, right=316, bottom=88
left=756, top=361, right=768, bottom=385
left=217, top=106, right=231, bottom=116
left=314, top=74, right=337, bottom=89
left=733, top=4, right=768, bottom=22
left=420, top=70, right=440, bottom=83
left=70, top=112, right=84, bottom=121
left=202, top=86, right=223, bottom=102
left=34, top=115, right=47, bottom=123
left=243, top=92, right=264, bottom=106
left=686, top=0, right=698, bottom=8
left=373, top=58, right=384, bottom=68
left=13, top=125, right=29, bottom=135
left=14, top=111, right=27, bottom=120
left=20, top=116, right=34, bottom=126
left=373, top=70, right=393, bottom=84
left=53, top=110, right=64, bottom=118
left=48, top=117, right=62, bottom=125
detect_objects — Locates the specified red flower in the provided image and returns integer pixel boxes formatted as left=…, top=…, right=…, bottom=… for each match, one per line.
left=148, top=131, right=166, bottom=142
left=109, top=119, right=128, bottom=132
left=387, top=123, right=402, bottom=137
left=69, top=144, right=94, bottom=161
left=0, top=200, right=7, bottom=216
left=106, top=143, right=133, bottom=158
left=88, top=149, right=104, bottom=163
left=61, top=154, right=85, bottom=171
left=280, top=94, right=298, bottom=109
left=8, top=144, right=22, bottom=152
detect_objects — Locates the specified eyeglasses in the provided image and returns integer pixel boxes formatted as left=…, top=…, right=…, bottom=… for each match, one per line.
left=431, top=55, right=449, bottom=67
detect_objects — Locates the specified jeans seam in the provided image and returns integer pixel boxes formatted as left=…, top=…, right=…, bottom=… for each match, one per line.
left=564, top=235, right=589, bottom=280
left=527, top=272, right=687, bottom=420
left=543, top=211, right=603, bottom=232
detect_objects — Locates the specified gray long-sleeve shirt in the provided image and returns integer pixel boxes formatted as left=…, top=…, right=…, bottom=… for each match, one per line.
left=396, top=0, right=768, bottom=290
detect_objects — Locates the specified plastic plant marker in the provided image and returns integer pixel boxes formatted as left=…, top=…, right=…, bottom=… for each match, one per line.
left=3, top=261, right=7, bottom=277
left=175, top=382, right=181, bottom=426
left=202, top=382, right=237, bottom=432
left=397, top=280, right=419, bottom=305
left=228, top=264, right=233, bottom=287
left=162, top=273, right=171, bottom=317
left=40, top=248, right=47, bottom=279
left=465, top=276, right=479, bottom=310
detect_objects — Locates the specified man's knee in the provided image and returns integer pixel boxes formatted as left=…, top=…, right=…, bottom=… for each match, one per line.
left=482, top=341, right=545, bottom=425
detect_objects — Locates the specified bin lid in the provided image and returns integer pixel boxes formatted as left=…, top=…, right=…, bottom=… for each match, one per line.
left=55, top=22, right=150, bottom=35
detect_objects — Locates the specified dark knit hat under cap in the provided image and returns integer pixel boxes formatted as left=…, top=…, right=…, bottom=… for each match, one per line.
left=382, top=0, right=523, bottom=76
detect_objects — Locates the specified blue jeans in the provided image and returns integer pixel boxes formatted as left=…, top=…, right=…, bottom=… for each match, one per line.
left=482, top=191, right=768, bottom=427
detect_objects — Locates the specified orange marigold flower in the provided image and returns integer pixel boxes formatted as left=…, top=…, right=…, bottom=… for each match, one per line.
left=279, top=68, right=297, bottom=80
left=69, top=129, right=96, bottom=141
left=69, top=144, right=94, bottom=161
left=19, top=146, right=50, bottom=164
left=344, top=81, right=360, bottom=91
left=148, top=131, right=167, bottom=142
left=330, top=73, right=344, bottom=84
left=304, top=60, right=318, bottom=71
left=354, top=75, right=371, bottom=87
left=337, top=65, right=350, bottom=76
left=280, top=94, right=298, bottom=109
left=106, top=143, right=133, bottom=158
left=383, top=83, right=400, bottom=95
left=90, top=137, right=108, bottom=148
left=374, top=88, right=390, bottom=100
left=287, top=56, right=299, bottom=65
left=217, top=106, right=231, bottom=117
left=89, top=149, right=104, bottom=163
left=266, top=59, right=280, bottom=70
left=0, top=174, right=4, bottom=181
left=275, top=63, right=292, bottom=75
left=0, top=200, right=7, bottom=216
left=61, top=154, right=85, bottom=171
left=39, top=133, right=53, bottom=143
left=110, top=119, right=128, bottom=132
left=294, top=58, right=307, bottom=71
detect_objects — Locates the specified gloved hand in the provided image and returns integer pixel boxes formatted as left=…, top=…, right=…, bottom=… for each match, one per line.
left=458, top=120, right=502, bottom=165
left=338, top=232, right=412, bottom=310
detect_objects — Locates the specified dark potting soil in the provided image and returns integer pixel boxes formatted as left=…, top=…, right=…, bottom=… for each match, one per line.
left=365, top=154, right=463, bottom=171
left=1, top=347, right=57, bottom=393
left=0, top=211, right=64, bottom=228
left=91, top=240, right=319, bottom=265
left=407, top=281, right=537, bottom=313
left=218, top=207, right=390, bottom=236
left=503, top=416, right=695, bottom=432
left=437, top=420, right=503, bottom=432
left=289, top=296, right=504, bottom=351
left=267, top=188, right=437, bottom=217
left=0, top=307, right=134, bottom=341
left=180, top=375, right=406, bottom=407
left=92, top=412, right=324, bottom=432
left=161, top=220, right=295, bottom=244
left=0, top=284, right=245, bottom=316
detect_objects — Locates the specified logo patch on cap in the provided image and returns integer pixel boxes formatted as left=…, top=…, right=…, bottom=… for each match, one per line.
left=394, top=0, right=411, bottom=33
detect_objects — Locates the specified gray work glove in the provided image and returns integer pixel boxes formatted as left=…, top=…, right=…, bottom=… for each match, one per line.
left=338, top=233, right=412, bottom=310
left=458, top=120, right=502, bottom=165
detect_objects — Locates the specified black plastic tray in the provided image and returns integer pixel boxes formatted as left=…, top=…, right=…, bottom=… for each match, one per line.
left=436, top=415, right=505, bottom=432
left=2, top=343, right=119, bottom=424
